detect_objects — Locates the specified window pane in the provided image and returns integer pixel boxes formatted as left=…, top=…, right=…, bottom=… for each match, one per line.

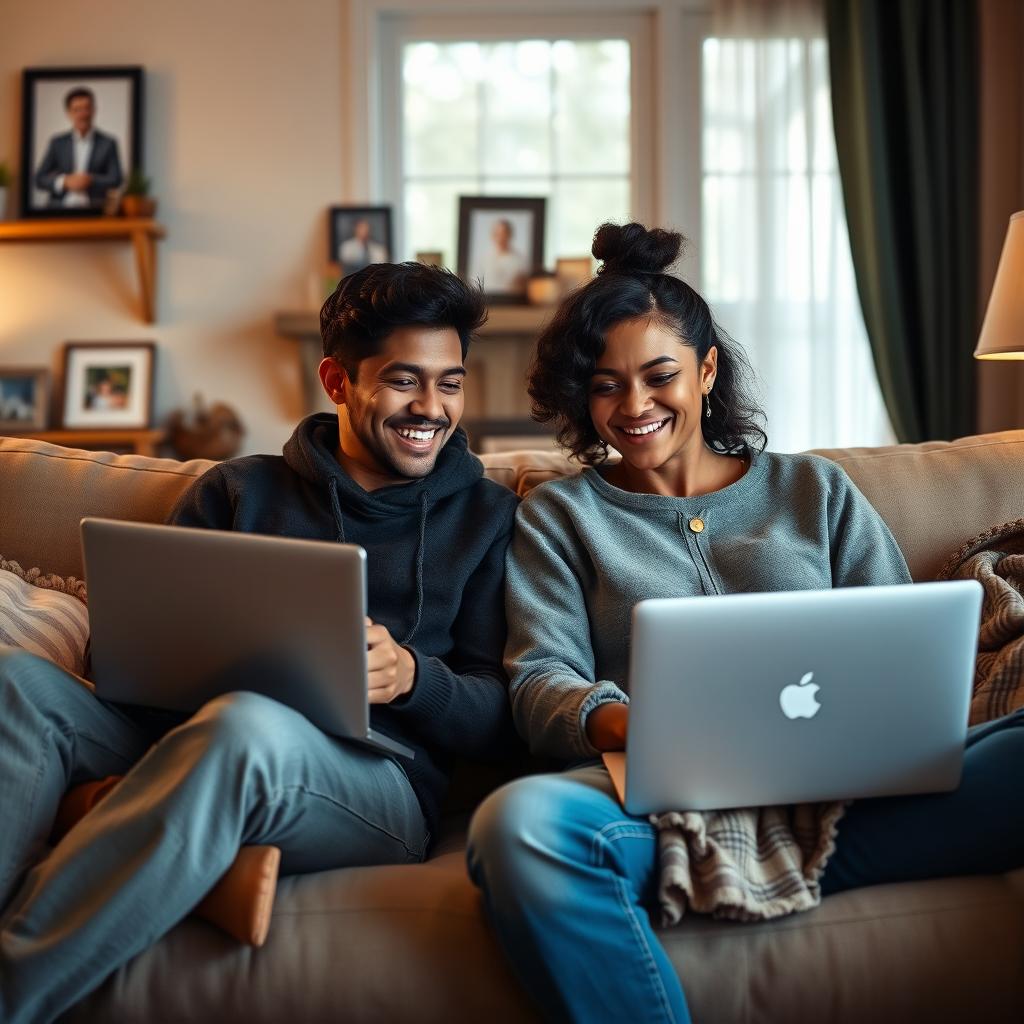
left=480, top=41, right=552, bottom=177
left=553, top=40, right=630, bottom=174
left=403, top=43, right=481, bottom=177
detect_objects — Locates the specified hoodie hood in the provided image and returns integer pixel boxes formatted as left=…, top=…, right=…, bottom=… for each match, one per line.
left=282, top=412, right=484, bottom=645
left=283, top=413, right=483, bottom=516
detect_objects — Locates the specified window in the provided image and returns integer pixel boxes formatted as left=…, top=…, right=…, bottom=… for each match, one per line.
left=378, top=13, right=652, bottom=267
left=700, top=35, right=893, bottom=450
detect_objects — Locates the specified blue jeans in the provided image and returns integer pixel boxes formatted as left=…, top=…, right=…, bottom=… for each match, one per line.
left=0, top=647, right=429, bottom=1024
left=467, top=709, right=1024, bottom=1024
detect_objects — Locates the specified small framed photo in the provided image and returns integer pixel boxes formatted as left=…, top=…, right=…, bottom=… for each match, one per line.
left=20, top=65, right=143, bottom=219
left=415, top=251, right=444, bottom=268
left=0, top=368, right=50, bottom=432
left=329, top=206, right=393, bottom=274
left=61, top=342, right=155, bottom=429
left=458, top=196, right=546, bottom=305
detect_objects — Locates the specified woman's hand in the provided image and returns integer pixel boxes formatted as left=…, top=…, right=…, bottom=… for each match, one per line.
left=586, top=701, right=629, bottom=751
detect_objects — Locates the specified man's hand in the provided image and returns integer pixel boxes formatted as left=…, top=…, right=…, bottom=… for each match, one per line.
left=64, top=172, right=92, bottom=191
left=585, top=701, right=629, bottom=751
left=366, top=618, right=416, bottom=704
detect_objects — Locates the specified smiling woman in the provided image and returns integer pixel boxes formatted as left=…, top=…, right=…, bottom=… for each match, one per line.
left=527, top=222, right=766, bottom=483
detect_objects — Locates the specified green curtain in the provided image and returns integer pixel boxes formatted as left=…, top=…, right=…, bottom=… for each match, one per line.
left=826, top=0, right=979, bottom=443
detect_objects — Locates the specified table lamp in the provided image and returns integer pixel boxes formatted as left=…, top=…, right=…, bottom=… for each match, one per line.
left=975, top=211, right=1024, bottom=360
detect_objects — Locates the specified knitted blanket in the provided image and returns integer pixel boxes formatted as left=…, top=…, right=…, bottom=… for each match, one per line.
left=936, top=517, right=1024, bottom=725
left=653, top=518, right=1024, bottom=926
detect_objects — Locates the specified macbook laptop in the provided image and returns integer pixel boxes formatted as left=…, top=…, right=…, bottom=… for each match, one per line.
left=81, top=517, right=413, bottom=759
left=603, top=581, right=983, bottom=814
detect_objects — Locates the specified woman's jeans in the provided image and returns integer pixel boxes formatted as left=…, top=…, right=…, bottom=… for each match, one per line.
left=467, top=709, right=1024, bottom=1024
left=0, top=647, right=429, bottom=1024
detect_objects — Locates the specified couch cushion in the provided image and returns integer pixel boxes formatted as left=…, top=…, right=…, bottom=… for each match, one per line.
left=0, top=438, right=213, bottom=578
left=66, top=840, right=1024, bottom=1024
left=811, top=430, right=1024, bottom=580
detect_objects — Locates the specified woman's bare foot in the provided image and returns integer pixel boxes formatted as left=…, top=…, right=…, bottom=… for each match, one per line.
left=52, top=777, right=281, bottom=946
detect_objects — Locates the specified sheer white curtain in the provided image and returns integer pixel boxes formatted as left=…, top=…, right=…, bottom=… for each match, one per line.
left=700, top=0, right=894, bottom=452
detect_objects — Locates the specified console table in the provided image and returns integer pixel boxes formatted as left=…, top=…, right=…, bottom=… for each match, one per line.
left=0, top=218, right=166, bottom=323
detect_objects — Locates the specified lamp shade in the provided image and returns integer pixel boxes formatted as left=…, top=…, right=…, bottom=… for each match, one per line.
left=976, top=211, right=1024, bottom=359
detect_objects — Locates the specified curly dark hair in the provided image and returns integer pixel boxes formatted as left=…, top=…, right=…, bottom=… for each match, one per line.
left=320, top=262, right=487, bottom=379
left=528, top=222, right=768, bottom=463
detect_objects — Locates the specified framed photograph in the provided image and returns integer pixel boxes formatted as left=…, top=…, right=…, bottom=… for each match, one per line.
left=329, top=206, right=393, bottom=274
left=0, top=368, right=50, bottom=432
left=20, top=66, right=143, bottom=219
left=458, top=196, right=546, bottom=304
left=415, top=251, right=444, bottom=268
left=61, top=342, right=155, bottom=429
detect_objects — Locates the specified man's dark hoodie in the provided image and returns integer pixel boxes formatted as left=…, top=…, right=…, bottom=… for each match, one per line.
left=167, top=413, right=520, bottom=837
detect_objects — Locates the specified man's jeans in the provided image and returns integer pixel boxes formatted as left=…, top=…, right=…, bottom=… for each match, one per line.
left=467, top=709, right=1024, bottom=1024
left=0, top=647, right=429, bottom=1024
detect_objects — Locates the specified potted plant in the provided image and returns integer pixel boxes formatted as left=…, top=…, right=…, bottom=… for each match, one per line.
left=121, top=168, right=156, bottom=218
left=0, top=161, right=12, bottom=220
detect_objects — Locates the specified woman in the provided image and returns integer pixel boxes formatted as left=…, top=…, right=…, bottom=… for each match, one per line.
left=466, top=223, right=1024, bottom=1024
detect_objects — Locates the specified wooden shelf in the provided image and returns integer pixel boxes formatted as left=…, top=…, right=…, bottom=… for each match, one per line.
left=9, top=428, right=167, bottom=457
left=0, top=218, right=166, bottom=323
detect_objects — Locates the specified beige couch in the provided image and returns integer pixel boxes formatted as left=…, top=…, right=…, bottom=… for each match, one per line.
left=2, top=431, right=1024, bottom=1024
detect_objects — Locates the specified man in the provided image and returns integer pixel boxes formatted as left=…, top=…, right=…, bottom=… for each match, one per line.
left=481, top=218, right=529, bottom=296
left=33, top=86, right=123, bottom=209
left=0, top=262, right=519, bottom=1024
left=338, top=217, right=388, bottom=274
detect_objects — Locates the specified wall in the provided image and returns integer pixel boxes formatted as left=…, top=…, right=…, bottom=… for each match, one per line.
left=0, top=0, right=345, bottom=455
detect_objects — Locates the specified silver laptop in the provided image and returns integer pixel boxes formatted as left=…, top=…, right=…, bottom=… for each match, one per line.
left=82, top=518, right=413, bottom=759
left=604, top=581, right=982, bottom=814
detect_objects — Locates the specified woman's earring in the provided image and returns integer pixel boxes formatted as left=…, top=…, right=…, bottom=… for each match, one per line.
left=704, top=389, right=712, bottom=419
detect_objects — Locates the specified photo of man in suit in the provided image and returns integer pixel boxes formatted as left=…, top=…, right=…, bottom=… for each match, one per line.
left=34, top=87, right=124, bottom=210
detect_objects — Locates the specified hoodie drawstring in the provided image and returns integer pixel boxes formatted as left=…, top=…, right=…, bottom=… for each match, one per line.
left=328, top=479, right=428, bottom=646
left=400, top=493, right=429, bottom=646
left=329, top=478, right=347, bottom=542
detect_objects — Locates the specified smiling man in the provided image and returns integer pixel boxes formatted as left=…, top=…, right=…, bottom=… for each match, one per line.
left=0, top=262, right=520, bottom=1024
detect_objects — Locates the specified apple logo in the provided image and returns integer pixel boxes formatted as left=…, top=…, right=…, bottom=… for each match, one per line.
left=779, top=672, right=821, bottom=720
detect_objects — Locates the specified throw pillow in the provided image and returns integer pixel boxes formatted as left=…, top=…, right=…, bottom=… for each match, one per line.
left=0, top=557, right=89, bottom=677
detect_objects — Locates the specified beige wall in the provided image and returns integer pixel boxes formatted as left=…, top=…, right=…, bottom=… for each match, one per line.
left=0, top=0, right=345, bottom=455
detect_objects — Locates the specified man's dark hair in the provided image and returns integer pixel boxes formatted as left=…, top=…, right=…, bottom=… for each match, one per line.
left=320, top=262, right=487, bottom=379
left=64, top=87, right=96, bottom=109
left=529, top=222, right=767, bottom=464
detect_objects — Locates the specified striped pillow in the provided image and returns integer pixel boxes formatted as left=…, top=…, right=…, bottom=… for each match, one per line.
left=0, top=561, right=89, bottom=676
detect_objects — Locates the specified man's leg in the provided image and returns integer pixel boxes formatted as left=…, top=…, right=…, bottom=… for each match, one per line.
left=822, top=708, right=1024, bottom=895
left=467, top=765, right=691, bottom=1024
left=0, top=690, right=427, bottom=1024
left=0, top=647, right=155, bottom=911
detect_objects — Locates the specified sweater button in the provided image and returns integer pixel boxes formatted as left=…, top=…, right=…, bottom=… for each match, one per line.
left=689, top=517, right=705, bottom=533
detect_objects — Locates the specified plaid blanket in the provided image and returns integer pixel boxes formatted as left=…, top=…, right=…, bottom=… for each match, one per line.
left=653, top=518, right=1024, bottom=926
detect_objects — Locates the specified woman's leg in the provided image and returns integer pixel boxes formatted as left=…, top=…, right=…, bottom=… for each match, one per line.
left=822, top=708, right=1024, bottom=895
left=467, top=764, right=690, bottom=1024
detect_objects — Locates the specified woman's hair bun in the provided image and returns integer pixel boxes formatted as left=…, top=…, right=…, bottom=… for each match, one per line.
left=591, top=222, right=683, bottom=276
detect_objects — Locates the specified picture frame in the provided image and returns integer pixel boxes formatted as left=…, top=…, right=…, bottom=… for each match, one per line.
left=61, top=342, right=155, bottom=430
left=329, top=205, right=393, bottom=274
left=457, top=196, right=546, bottom=305
left=20, top=65, right=144, bottom=219
left=0, top=367, right=50, bottom=432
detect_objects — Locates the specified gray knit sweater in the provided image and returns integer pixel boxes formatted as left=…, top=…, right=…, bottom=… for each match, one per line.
left=505, top=451, right=912, bottom=762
